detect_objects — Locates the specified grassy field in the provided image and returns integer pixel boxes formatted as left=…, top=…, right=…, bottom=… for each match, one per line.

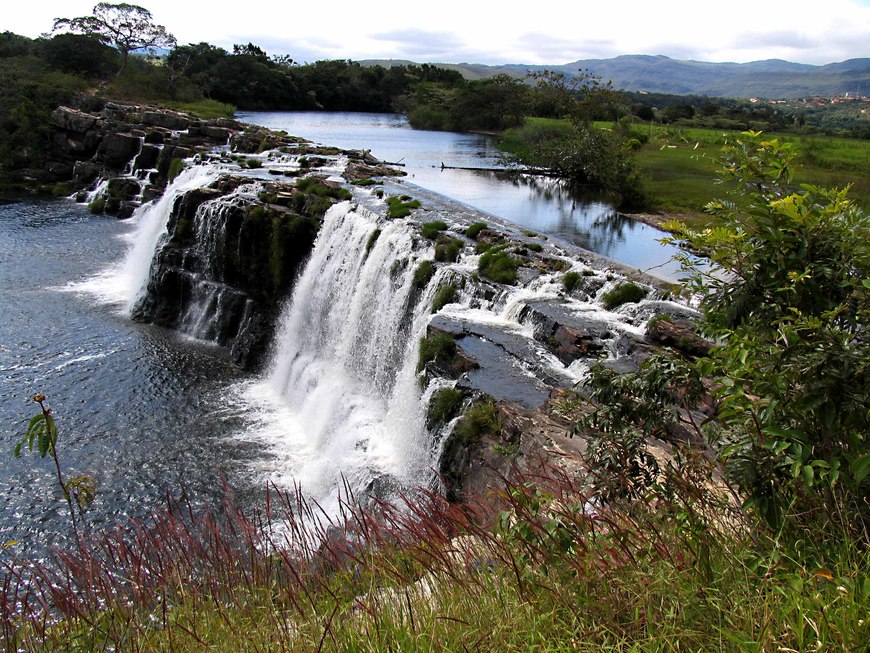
left=631, top=124, right=870, bottom=221
left=503, top=119, right=870, bottom=224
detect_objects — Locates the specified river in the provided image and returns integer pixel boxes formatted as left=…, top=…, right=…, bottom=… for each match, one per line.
left=237, top=111, right=686, bottom=281
left=1, top=112, right=684, bottom=553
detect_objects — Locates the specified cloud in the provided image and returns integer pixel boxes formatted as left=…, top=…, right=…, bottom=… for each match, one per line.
left=514, top=32, right=623, bottom=63
left=371, top=28, right=466, bottom=58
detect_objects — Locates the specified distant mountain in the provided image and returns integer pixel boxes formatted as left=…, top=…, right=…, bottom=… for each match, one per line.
left=362, top=55, right=870, bottom=99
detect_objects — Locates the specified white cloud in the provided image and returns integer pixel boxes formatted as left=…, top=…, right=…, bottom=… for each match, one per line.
left=10, top=0, right=870, bottom=65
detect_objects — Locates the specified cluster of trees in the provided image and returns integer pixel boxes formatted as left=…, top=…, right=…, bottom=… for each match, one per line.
left=581, top=132, right=869, bottom=537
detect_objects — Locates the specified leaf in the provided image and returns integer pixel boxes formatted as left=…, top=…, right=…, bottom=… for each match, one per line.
left=801, top=465, right=815, bottom=486
left=851, top=454, right=870, bottom=485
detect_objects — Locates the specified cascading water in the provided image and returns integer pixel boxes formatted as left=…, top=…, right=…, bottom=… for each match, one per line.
left=68, top=164, right=224, bottom=308
left=236, top=201, right=439, bottom=512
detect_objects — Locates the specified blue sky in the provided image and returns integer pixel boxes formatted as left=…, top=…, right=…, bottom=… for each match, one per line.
left=11, top=0, right=870, bottom=65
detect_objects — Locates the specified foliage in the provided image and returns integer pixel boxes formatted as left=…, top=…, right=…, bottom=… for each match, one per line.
left=658, top=132, right=870, bottom=532
left=453, top=399, right=501, bottom=445
left=601, top=281, right=647, bottom=309
left=433, top=236, right=462, bottom=263
left=386, top=195, right=421, bottom=219
left=478, top=245, right=520, bottom=285
left=420, top=219, right=447, bottom=239
left=411, top=260, right=434, bottom=289
left=417, top=331, right=456, bottom=372
left=562, top=270, right=582, bottom=292
left=426, top=386, right=465, bottom=426
left=14, top=394, right=96, bottom=540
left=465, top=221, right=488, bottom=240
left=431, top=282, right=457, bottom=313
left=364, top=228, right=381, bottom=256
left=52, top=3, right=176, bottom=74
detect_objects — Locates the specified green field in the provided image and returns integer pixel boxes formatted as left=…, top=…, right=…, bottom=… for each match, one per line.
left=631, top=124, right=870, bottom=221
left=503, top=119, right=870, bottom=223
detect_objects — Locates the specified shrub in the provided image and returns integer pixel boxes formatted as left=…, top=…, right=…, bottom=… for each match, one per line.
left=417, top=332, right=456, bottom=371
left=421, top=220, right=448, bottom=239
left=453, top=400, right=500, bottom=445
left=365, top=228, right=381, bottom=256
left=478, top=246, right=520, bottom=285
left=434, top=237, right=463, bottom=263
left=431, top=283, right=457, bottom=313
left=526, top=242, right=543, bottom=252
left=412, top=260, right=434, bottom=288
left=427, top=387, right=465, bottom=426
left=87, top=197, right=106, bottom=214
left=466, top=221, right=488, bottom=240
left=602, top=282, right=647, bottom=309
left=562, top=271, right=582, bottom=292
left=386, top=196, right=421, bottom=219
left=167, top=157, right=185, bottom=182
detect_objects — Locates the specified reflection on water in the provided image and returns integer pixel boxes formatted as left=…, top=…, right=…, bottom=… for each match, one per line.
left=238, top=111, right=686, bottom=280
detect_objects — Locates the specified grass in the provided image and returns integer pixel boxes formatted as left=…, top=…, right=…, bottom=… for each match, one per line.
left=500, top=118, right=870, bottom=226
left=431, top=282, right=458, bottom=313
left=386, top=196, right=422, bottom=219
left=417, top=331, right=456, bottom=371
left=426, top=386, right=465, bottom=425
left=478, top=245, right=520, bottom=285
left=465, top=221, right=489, bottom=240
left=4, top=462, right=865, bottom=652
left=164, top=99, right=236, bottom=120
left=421, top=220, right=448, bottom=239
left=434, top=236, right=463, bottom=263
left=602, top=282, right=647, bottom=310
left=412, top=260, right=435, bottom=288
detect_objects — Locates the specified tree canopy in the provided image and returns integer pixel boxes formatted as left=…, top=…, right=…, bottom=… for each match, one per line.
left=52, top=3, right=175, bottom=74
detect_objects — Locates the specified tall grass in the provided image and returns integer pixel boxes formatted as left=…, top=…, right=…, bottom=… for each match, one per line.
left=2, top=460, right=866, bottom=651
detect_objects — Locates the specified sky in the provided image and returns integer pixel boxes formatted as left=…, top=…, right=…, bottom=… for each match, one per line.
left=8, top=0, right=870, bottom=66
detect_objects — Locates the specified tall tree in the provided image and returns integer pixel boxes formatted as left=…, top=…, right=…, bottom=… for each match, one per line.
left=52, top=3, right=175, bottom=74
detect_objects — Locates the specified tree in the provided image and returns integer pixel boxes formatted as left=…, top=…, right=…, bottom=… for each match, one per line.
left=52, top=3, right=175, bottom=75
left=582, top=132, right=869, bottom=534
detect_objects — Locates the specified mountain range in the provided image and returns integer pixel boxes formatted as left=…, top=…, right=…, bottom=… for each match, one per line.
left=363, top=55, right=870, bottom=99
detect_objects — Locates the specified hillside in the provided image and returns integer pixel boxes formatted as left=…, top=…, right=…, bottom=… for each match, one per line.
left=362, top=55, right=870, bottom=99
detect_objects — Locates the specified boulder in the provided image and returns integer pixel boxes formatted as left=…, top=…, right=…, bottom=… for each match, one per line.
left=51, top=106, right=99, bottom=134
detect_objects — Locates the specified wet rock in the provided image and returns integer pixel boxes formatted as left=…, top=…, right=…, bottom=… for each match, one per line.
left=646, top=317, right=713, bottom=358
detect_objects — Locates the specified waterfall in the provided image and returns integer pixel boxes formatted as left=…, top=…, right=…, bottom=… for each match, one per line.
left=238, top=202, right=438, bottom=511
left=68, top=164, right=224, bottom=308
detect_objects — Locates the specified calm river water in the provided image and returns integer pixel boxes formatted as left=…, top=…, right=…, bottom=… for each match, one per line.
left=237, top=111, right=685, bottom=280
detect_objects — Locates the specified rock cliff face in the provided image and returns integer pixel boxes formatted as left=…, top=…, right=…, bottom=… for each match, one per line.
left=131, top=175, right=353, bottom=369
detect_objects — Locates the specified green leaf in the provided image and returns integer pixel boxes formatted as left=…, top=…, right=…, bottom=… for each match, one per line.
left=801, top=465, right=815, bottom=485
left=851, top=454, right=870, bottom=485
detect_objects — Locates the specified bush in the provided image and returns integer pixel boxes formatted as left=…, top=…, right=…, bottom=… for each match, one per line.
left=602, top=282, right=647, bottom=309
left=478, top=246, right=520, bottom=285
left=167, top=157, right=186, bottom=183
left=386, top=196, right=421, bottom=219
left=412, top=260, right=435, bottom=288
left=427, top=387, right=465, bottom=426
left=466, top=221, right=488, bottom=240
left=365, top=228, right=381, bottom=255
left=453, top=400, right=500, bottom=445
left=431, top=283, right=457, bottom=313
left=421, top=220, right=448, bottom=239
left=417, top=332, right=457, bottom=371
left=434, top=237, right=462, bottom=263
left=562, top=271, right=582, bottom=292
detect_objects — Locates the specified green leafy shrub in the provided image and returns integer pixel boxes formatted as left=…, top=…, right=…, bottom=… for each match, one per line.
left=365, top=228, right=381, bottom=255
left=167, top=157, right=185, bottom=182
left=478, top=246, right=520, bottom=285
left=87, top=197, right=106, bottom=214
left=417, top=332, right=457, bottom=371
left=431, top=283, right=457, bottom=313
left=434, top=237, right=463, bottom=263
left=562, top=271, right=582, bottom=292
left=421, top=220, right=448, bottom=239
left=602, top=282, right=647, bottom=309
left=412, top=260, right=434, bottom=288
left=386, top=196, right=422, bottom=218
left=427, top=387, right=464, bottom=426
left=526, top=242, right=543, bottom=252
left=466, top=222, right=488, bottom=240
left=453, top=400, right=500, bottom=445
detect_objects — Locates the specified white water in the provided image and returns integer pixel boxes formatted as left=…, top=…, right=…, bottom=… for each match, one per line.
left=236, top=202, right=438, bottom=512
left=67, top=165, right=224, bottom=308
